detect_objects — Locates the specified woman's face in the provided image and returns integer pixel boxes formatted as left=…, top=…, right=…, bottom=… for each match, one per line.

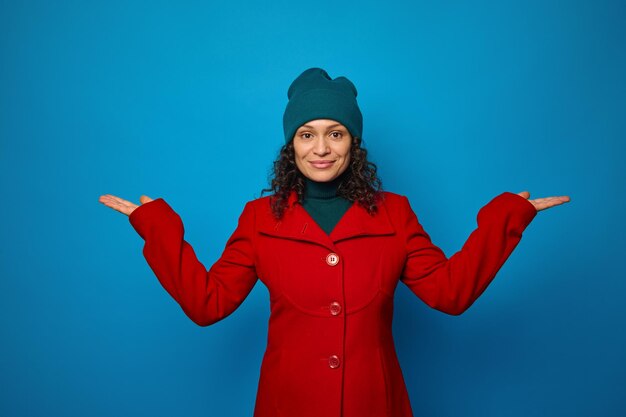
left=292, top=119, right=352, bottom=182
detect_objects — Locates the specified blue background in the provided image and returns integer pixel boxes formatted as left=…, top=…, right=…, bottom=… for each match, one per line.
left=1, top=1, right=624, bottom=416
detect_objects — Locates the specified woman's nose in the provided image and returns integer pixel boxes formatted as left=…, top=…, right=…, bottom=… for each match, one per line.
left=313, top=137, right=330, bottom=155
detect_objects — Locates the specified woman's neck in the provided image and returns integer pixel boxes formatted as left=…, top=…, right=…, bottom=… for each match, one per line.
left=303, top=170, right=350, bottom=200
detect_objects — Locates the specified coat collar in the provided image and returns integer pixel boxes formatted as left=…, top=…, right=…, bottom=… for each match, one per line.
left=258, top=191, right=395, bottom=250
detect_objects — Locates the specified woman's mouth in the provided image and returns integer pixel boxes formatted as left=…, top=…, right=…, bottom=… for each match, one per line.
left=309, top=160, right=335, bottom=169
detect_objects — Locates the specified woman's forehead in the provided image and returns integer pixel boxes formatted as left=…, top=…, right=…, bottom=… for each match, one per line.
left=298, top=119, right=346, bottom=130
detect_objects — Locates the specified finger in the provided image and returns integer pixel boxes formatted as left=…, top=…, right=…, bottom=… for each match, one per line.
left=517, top=191, right=530, bottom=199
left=532, top=196, right=571, bottom=205
left=139, top=195, right=153, bottom=204
left=99, top=195, right=123, bottom=206
left=532, top=197, right=570, bottom=211
left=102, top=200, right=134, bottom=215
left=105, top=194, right=136, bottom=207
left=532, top=195, right=570, bottom=200
left=99, top=196, right=130, bottom=211
left=98, top=194, right=137, bottom=216
left=99, top=195, right=126, bottom=208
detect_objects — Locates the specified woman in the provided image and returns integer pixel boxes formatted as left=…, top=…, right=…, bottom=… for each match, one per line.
left=99, top=67, right=570, bottom=417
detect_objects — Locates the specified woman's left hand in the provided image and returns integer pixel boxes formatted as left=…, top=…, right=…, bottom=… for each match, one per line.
left=517, top=191, right=570, bottom=212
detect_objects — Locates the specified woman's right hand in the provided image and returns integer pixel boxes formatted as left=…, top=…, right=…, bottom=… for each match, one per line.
left=99, top=194, right=154, bottom=216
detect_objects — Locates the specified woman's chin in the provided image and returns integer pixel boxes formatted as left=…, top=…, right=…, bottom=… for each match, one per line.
left=306, top=172, right=340, bottom=182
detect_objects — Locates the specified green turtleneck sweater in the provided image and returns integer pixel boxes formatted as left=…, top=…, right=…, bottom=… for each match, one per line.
left=302, top=170, right=353, bottom=235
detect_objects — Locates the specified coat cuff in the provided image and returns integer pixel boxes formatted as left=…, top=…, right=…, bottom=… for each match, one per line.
left=128, top=198, right=176, bottom=240
left=477, top=192, right=538, bottom=234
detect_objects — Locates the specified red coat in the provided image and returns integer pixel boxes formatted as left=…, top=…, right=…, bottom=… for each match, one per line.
left=129, top=190, right=537, bottom=417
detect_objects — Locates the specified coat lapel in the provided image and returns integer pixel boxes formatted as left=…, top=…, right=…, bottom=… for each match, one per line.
left=257, top=191, right=395, bottom=250
left=330, top=193, right=395, bottom=243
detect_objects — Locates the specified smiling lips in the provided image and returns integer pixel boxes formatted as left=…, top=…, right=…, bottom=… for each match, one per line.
left=309, top=160, right=335, bottom=169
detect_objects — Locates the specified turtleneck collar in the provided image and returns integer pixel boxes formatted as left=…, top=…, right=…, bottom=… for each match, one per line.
left=303, top=169, right=351, bottom=200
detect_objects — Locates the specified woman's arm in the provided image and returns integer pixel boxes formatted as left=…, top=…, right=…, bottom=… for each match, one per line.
left=100, top=195, right=259, bottom=326
left=399, top=192, right=539, bottom=315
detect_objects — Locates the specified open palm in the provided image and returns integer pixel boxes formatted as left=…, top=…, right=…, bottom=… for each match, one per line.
left=517, top=191, right=570, bottom=212
left=99, top=194, right=154, bottom=216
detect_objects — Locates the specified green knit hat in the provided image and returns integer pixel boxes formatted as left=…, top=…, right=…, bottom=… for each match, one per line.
left=283, top=67, right=363, bottom=144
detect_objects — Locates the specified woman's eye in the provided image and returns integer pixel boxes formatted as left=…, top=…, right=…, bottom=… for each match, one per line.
left=301, top=133, right=313, bottom=139
left=330, top=131, right=342, bottom=139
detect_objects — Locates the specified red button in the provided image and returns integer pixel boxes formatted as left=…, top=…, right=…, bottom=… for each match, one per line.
left=328, top=355, right=340, bottom=369
left=326, top=253, right=339, bottom=266
left=329, top=301, right=342, bottom=316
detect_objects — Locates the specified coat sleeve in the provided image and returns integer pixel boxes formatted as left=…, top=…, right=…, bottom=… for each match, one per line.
left=128, top=198, right=258, bottom=326
left=399, top=192, right=537, bottom=315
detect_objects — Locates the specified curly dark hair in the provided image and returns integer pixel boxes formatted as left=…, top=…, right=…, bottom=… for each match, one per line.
left=261, top=136, right=383, bottom=220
